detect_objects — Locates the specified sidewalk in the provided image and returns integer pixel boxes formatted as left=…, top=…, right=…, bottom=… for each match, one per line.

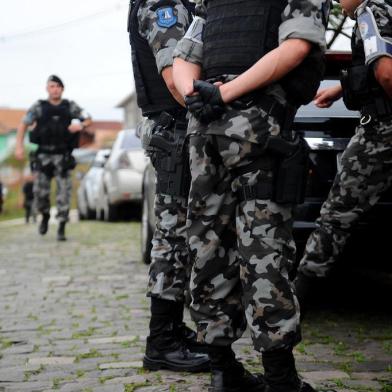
left=0, top=221, right=391, bottom=391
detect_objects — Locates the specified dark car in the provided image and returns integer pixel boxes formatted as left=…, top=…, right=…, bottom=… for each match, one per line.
left=140, top=53, right=392, bottom=271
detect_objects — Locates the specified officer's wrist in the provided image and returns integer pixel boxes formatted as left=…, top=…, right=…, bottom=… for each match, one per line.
left=219, top=84, right=233, bottom=104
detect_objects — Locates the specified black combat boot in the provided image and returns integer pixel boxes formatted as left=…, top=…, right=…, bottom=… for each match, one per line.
left=39, top=213, right=50, bottom=235
left=57, top=221, right=67, bottom=241
left=172, top=302, right=209, bottom=353
left=262, top=348, right=301, bottom=392
left=143, top=298, right=210, bottom=372
left=209, top=346, right=265, bottom=392
left=294, top=272, right=316, bottom=320
left=262, top=348, right=337, bottom=392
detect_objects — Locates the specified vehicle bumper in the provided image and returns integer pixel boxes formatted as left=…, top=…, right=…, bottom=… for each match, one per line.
left=108, top=170, right=143, bottom=204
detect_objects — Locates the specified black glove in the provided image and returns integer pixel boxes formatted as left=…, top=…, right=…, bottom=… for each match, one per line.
left=185, top=80, right=226, bottom=124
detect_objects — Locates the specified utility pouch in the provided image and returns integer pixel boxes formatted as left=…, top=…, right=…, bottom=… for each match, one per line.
left=29, top=128, right=40, bottom=144
left=340, top=65, right=369, bottom=111
left=149, top=113, right=190, bottom=198
left=61, top=154, right=76, bottom=175
left=29, top=151, right=39, bottom=172
left=272, top=137, right=310, bottom=205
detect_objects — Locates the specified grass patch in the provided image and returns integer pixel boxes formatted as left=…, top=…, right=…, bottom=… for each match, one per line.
left=337, top=361, right=353, bottom=374
left=295, top=343, right=308, bottom=355
left=71, top=327, right=96, bottom=339
left=24, top=365, right=45, bottom=381
left=99, top=375, right=116, bottom=384
left=0, top=185, right=25, bottom=222
left=333, top=341, right=349, bottom=356
left=52, top=377, right=61, bottom=389
left=124, top=382, right=149, bottom=392
left=115, top=294, right=129, bottom=301
left=383, top=341, right=392, bottom=354
left=0, top=338, right=13, bottom=349
left=382, top=383, right=392, bottom=392
left=351, top=351, right=366, bottom=363
left=121, top=340, right=137, bottom=348
left=75, top=349, right=103, bottom=362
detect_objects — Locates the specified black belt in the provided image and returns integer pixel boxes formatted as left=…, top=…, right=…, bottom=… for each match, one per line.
left=361, top=98, right=392, bottom=121
left=232, top=93, right=296, bottom=133
left=149, top=110, right=187, bottom=130
left=38, top=146, right=69, bottom=154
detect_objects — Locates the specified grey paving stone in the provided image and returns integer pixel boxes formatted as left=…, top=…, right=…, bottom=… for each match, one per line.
left=88, top=335, right=137, bottom=344
left=27, top=357, right=76, bottom=366
left=1, top=221, right=392, bottom=391
left=302, top=370, right=350, bottom=382
left=98, top=361, right=143, bottom=370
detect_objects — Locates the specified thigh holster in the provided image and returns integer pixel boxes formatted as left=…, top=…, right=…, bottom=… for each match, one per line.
left=235, top=136, right=310, bottom=205
left=149, top=114, right=191, bottom=198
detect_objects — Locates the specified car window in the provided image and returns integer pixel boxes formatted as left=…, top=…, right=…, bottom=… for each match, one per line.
left=92, top=161, right=105, bottom=168
left=121, top=132, right=141, bottom=150
left=296, top=80, right=359, bottom=120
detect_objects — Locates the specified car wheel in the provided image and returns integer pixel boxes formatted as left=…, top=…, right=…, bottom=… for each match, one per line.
left=96, top=206, right=103, bottom=221
left=141, top=192, right=153, bottom=264
left=87, top=207, right=96, bottom=220
left=107, top=203, right=118, bottom=222
left=103, top=192, right=118, bottom=222
left=78, top=207, right=86, bottom=221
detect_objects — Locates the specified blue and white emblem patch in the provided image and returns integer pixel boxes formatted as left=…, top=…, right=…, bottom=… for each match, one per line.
left=156, top=6, right=177, bottom=28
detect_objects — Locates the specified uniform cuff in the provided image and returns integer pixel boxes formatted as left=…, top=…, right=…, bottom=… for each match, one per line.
left=22, top=114, right=34, bottom=126
left=279, top=17, right=327, bottom=52
left=156, top=47, right=175, bottom=74
left=173, top=38, right=203, bottom=65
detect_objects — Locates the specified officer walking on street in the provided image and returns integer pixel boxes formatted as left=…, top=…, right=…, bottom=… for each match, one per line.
left=295, top=0, right=392, bottom=313
left=128, top=0, right=209, bottom=373
left=173, top=0, right=337, bottom=391
left=15, top=75, right=92, bottom=241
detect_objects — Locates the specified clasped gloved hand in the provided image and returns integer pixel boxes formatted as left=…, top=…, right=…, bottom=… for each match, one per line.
left=185, top=80, right=226, bottom=124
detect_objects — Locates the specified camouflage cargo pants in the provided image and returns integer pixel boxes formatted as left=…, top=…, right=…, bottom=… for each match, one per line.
left=298, top=118, right=392, bottom=278
left=147, top=191, right=191, bottom=302
left=34, top=153, right=72, bottom=223
left=188, top=133, right=301, bottom=352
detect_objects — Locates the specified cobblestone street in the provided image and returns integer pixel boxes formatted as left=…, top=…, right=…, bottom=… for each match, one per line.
left=0, top=220, right=391, bottom=392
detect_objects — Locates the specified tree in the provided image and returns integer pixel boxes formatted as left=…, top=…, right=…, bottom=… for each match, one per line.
left=327, top=2, right=353, bottom=49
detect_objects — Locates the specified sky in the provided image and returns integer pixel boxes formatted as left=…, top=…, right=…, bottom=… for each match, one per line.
left=0, top=1, right=353, bottom=122
left=0, top=0, right=134, bottom=121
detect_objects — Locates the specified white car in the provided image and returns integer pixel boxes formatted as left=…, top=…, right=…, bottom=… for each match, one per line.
left=96, top=129, right=148, bottom=221
left=77, top=149, right=110, bottom=220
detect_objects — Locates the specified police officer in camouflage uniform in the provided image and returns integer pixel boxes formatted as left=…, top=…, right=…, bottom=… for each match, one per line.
left=172, top=0, right=338, bottom=391
left=295, top=0, right=392, bottom=312
left=128, top=0, right=209, bottom=373
left=15, top=75, right=91, bottom=241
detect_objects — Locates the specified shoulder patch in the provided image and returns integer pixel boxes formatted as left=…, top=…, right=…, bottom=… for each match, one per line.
left=156, top=6, right=177, bottom=28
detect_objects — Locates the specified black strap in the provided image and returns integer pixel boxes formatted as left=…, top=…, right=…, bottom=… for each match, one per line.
left=233, top=93, right=296, bottom=135
left=237, top=181, right=274, bottom=202
left=231, top=155, right=275, bottom=178
left=38, top=146, right=69, bottom=154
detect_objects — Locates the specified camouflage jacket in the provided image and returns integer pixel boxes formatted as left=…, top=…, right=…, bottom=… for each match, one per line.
left=137, top=0, right=192, bottom=74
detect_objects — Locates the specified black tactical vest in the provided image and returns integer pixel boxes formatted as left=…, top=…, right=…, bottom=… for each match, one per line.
left=203, top=0, right=325, bottom=106
left=203, top=0, right=285, bottom=78
left=129, top=0, right=194, bottom=116
left=346, top=25, right=390, bottom=107
left=31, top=100, right=78, bottom=151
